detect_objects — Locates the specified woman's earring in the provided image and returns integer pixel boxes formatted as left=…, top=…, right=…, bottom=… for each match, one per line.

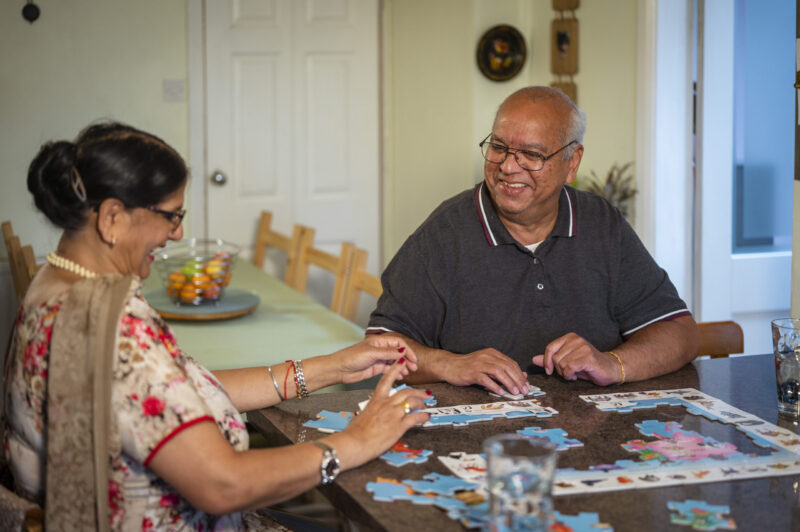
left=111, top=236, right=117, bottom=247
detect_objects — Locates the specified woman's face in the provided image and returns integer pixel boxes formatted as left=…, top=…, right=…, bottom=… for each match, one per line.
left=118, top=182, right=186, bottom=279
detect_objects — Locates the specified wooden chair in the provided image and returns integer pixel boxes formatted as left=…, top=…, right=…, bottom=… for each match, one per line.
left=341, top=248, right=382, bottom=322
left=697, top=320, right=744, bottom=358
left=251, top=211, right=309, bottom=289
left=2, top=221, right=39, bottom=300
left=292, top=225, right=356, bottom=315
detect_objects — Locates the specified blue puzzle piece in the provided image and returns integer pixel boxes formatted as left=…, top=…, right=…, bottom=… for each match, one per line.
left=599, top=396, right=685, bottom=412
left=552, top=511, right=614, bottom=531
left=380, top=448, right=433, bottom=467
left=426, top=413, right=503, bottom=426
left=302, top=410, right=353, bottom=432
left=667, top=499, right=736, bottom=530
left=366, top=480, right=412, bottom=502
left=505, top=409, right=554, bottom=419
left=516, top=426, right=583, bottom=451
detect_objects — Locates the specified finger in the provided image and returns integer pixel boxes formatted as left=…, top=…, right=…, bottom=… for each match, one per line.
left=543, top=336, right=569, bottom=375
left=476, top=374, right=509, bottom=396
left=373, top=356, right=408, bottom=396
left=403, top=411, right=431, bottom=428
left=400, top=390, right=430, bottom=410
left=496, top=364, right=527, bottom=395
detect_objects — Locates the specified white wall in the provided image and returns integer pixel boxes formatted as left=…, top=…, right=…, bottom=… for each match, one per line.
left=0, top=1, right=190, bottom=263
left=0, top=0, right=189, bottom=351
left=383, top=0, right=639, bottom=262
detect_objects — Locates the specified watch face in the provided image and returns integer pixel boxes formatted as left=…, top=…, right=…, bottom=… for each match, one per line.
left=324, top=457, right=340, bottom=479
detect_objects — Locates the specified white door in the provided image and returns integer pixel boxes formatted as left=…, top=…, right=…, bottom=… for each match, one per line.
left=696, top=0, right=793, bottom=353
left=197, top=0, right=380, bottom=298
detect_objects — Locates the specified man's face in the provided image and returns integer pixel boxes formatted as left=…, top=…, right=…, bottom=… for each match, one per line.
left=483, top=97, right=582, bottom=225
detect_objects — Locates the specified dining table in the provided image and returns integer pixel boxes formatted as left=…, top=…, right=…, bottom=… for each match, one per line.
left=247, top=353, right=800, bottom=532
left=142, top=259, right=366, bottom=375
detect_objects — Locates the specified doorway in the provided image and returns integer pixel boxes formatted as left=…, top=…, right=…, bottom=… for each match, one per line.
left=188, top=0, right=381, bottom=316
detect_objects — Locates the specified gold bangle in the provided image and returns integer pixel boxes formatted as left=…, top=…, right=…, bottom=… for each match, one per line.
left=607, top=351, right=625, bottom=384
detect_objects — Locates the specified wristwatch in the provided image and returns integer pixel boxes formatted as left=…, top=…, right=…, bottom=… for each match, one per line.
left=311, top=440, right=340, bottom=485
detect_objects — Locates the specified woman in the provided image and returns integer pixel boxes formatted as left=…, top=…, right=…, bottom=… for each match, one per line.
left=3, top=122, right=430, bottom=530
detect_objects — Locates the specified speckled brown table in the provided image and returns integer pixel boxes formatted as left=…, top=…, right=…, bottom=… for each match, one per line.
left=248, top=354, right=800, bottom=531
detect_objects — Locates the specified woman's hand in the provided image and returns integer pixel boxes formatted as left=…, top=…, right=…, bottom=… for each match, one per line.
left=332, top=335, right=418, bottom=385
left=331, top=358, right=430, bottom=467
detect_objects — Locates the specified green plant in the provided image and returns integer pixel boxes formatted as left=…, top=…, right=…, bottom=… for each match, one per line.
left=573, top=162, right=636, bottom=220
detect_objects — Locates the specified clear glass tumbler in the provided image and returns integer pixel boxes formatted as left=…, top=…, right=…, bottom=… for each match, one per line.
left=484, top=433, right=557, bottom=532
left=772, top=318, right=800, bottom=417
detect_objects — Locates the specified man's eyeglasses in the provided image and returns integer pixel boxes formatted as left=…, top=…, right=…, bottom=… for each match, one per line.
left=479, top=133, right=576, bottom=172
left=146, top=206, right=186, bottom=230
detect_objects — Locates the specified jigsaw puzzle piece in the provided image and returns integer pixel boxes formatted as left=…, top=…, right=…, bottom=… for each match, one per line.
left=667, top=499, right=736, bottom=531
left=552, top=510, right=614, bottom=531
left=302, top=410, right=353, bottom=433
left=516, top=426, right=583, bottom=451
left=380, top=442, right=434, bottom=467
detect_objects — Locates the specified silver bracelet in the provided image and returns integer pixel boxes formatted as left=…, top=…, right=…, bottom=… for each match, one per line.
left=294, top=359, right=309, bottom=399
left=267, top=366, right=284, bottom=401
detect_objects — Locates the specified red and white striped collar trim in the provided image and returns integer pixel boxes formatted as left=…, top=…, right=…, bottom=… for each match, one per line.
left=474, top=183, right=576, bottom=247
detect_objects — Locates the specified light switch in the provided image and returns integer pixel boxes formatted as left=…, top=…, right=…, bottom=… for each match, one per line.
left=163, top=79, right=186, bottom=102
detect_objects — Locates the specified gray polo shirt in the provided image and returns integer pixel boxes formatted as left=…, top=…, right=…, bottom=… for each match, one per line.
left=367, top=183, right=690, bottom=372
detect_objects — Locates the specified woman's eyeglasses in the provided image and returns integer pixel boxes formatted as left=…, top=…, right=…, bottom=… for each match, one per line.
left=146, top=206, right=186, bottom=230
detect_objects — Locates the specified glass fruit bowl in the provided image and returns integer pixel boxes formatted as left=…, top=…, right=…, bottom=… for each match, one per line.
left=153, top=238, right=241, bottom=306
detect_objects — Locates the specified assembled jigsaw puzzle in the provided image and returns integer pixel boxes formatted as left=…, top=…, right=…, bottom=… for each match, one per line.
left=422, top=399, right=558, bottom=427
left=551, top=388, right=800, bottom=495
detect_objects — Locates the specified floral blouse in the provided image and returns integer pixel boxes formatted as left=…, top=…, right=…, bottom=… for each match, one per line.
left=3, top=284, right=250, bottom=531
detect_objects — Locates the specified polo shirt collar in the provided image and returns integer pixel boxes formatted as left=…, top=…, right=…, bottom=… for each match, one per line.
left=474, top=182, right=576, bottom=247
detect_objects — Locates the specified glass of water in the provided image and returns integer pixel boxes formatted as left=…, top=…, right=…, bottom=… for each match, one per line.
left=772, top=318, right=800, bottom=417
left=483, top=433, right=557, bottom=532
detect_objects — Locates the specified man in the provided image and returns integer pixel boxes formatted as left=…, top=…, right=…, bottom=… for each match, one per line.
left=367, top=86, right=699, bottom=395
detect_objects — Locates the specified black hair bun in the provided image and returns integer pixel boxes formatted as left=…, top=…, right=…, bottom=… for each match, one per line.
left=27, top=140, right=87, bottom=231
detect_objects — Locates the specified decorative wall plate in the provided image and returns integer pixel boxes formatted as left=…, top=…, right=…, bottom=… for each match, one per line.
left=476, top=25, right=527, bottom=82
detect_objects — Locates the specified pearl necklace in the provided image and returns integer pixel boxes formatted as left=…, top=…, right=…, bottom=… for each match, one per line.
left=46, top=252, right=97, bottom=279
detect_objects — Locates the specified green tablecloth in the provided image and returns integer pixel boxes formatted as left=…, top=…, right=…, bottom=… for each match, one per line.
left=142, top=259, right=365, bottom=371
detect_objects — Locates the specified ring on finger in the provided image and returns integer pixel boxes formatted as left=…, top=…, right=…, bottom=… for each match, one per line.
left=401, top=400, right=411, bottom=415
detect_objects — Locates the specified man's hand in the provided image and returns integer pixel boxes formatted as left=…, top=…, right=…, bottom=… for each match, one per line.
left=532, top=333, right=622, bottom=386
left=374, top=333, right=529, bottom=396
left=436, top=348, right=529, bottom=396
left=532, top=316, right=699, bottom=386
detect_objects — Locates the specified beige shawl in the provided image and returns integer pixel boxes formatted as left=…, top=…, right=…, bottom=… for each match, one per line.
left=43, top=274, right=136, bottom=532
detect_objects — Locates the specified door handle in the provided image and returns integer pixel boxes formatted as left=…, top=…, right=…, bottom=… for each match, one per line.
left=210, top=170, right=228, bottom=186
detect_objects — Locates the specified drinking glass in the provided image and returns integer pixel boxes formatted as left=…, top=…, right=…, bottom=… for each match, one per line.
left=484, top=433, right=557, bottom=532
left=772, top=318, right=800, bottom=417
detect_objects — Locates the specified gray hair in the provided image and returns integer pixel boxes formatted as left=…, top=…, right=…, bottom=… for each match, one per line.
left=496, top=86, right=586, bottom=160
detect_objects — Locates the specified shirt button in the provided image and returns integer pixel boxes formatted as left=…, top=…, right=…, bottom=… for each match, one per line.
left=537, top=283, right=544, bottom=290
left=533, top=258, right=538, bottom=264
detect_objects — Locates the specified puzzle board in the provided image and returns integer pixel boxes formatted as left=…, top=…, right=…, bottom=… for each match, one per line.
left=439, top=388, right=800, bottom=496
left=440, top=388, right=800, bottom=495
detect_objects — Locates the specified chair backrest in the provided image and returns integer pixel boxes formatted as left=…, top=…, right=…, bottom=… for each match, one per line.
left=252, top=211, right=309, bottom=289
left=341, top=248, right=382, bottom=322
left=0, top=483, right=42, bottom=532
left=698, top=320, right=744, bottom=358
left=292, top=225, right=356, bottom=314
left=2, top=221, right=39, bottom=300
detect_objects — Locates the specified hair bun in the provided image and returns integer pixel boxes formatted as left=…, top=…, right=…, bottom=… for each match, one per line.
left=27, top=140, right=86, bottom=231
